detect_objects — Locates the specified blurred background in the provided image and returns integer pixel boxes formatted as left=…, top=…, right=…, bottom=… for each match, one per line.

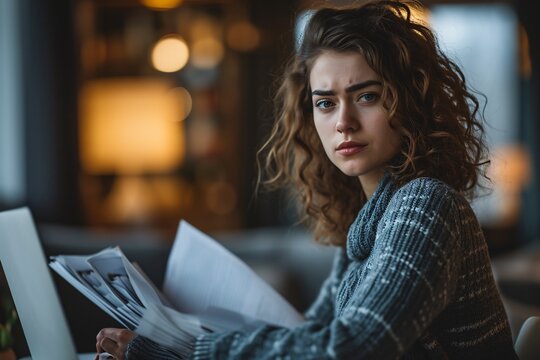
left=0, top=0, right=539, bottom=355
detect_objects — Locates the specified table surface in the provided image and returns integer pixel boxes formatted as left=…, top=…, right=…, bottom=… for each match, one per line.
left=19, top=354, right=96, bottom=360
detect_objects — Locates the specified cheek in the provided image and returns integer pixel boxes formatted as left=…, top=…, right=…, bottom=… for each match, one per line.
left=385, top=128, right=402, bottom=155
left=370, top=117, right=401, bottom=154
left=313, top=118, right=328, bottom=144
left=313, top=119, right=336, bottom=156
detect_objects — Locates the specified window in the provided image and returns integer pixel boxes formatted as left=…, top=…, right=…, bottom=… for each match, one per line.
left=0, top=0, right=24, bottom=206
left=430, top=4, right=524, bottom=227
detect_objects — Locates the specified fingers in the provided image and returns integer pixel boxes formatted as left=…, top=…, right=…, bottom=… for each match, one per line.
left=98, top=337, right=120, bottom=358
left=96, top=328, right=137, bottom=360
left=97, top=328, right=136, bottom=344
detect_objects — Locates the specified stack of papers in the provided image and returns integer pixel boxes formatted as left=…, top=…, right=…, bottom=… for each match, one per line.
left=49, top=221, right=304, bottom=356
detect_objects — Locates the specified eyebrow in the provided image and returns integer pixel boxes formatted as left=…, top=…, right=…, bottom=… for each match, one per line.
left=311, top=80, right=382, bottom=96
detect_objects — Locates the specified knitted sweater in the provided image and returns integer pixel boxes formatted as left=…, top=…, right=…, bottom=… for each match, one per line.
left=126, top=174, right=518, bottom=359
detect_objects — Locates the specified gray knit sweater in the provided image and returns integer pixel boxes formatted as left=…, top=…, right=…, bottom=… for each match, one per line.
left=126, top=174, right=518, bottom=359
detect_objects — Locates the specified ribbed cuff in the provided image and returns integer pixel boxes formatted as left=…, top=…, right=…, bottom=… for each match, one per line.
left=189, top=333, right=222, bottom=360
left=126, top=335, right=185, bottom=360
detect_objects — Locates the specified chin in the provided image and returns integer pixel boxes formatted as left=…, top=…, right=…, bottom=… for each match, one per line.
left=329, top=157, right=374, bottom=177
left=337, top=165, right=368, bottom=178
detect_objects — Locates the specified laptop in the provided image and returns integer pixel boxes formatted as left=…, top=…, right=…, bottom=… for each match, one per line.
left=0, top=207, right=93, bottom=360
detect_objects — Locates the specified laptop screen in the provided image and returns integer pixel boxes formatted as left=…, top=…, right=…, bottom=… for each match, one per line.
left=0, top=207, right=78, bottom=360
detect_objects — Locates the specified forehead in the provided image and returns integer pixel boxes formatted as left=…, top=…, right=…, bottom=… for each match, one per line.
left=309, top=51, right=379, bottom=89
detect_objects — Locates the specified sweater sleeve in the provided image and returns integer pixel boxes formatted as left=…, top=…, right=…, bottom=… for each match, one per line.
left=303, top=248, right=347, bottom=323
left=125, top=336, right=185, bottom=360
left=189, top=179, right=462, bottom=360
left=124, top=248, right=345, bottom=360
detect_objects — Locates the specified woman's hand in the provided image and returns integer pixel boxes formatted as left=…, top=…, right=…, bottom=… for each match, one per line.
left=95, top=328, right=136, bottom=359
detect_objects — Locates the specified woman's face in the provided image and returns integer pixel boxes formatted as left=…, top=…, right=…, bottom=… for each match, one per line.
left=310, top=51, right=401, bottom=186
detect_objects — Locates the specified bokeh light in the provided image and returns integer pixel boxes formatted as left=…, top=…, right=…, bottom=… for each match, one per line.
left=151, top=35, right=189, bottom=73
left=168, top=86, right=193, bottom=121
left=191, top=37, right=225, bottom=69
left=226, top=21, right=260, bottom=52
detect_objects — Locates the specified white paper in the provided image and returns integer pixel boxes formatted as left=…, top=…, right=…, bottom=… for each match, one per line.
left=50, top=220, right=305, bottom=355
left=163, top=221, right=304, bottom=328
left=49, top=254, right=132, bottom=327
left=135, top=303, right=205, bottom=357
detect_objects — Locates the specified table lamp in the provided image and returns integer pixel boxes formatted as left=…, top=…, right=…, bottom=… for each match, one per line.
left=79, top=77, right=186, bottom=224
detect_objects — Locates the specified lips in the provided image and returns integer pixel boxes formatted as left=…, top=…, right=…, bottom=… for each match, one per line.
left=336, top=141, right=367, bottom=156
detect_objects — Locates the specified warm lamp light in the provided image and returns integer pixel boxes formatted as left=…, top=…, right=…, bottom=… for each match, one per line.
left=79, top=78, right=187, bottom=224
left=140, top=0, right=183, bottom=11
left=79, top=78, right=185, bottom=175
left=480, top=144, right=532, bottom=226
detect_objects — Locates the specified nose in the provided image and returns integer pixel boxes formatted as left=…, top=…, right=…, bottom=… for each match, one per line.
left=335, top=102, right=359, bottom=134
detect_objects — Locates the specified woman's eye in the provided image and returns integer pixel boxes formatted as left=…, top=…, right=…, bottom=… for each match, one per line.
left=315, top=100, right=334, bottom=109
left=358, top=93, right=379, bottom=103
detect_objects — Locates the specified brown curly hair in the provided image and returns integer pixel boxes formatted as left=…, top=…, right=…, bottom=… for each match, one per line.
left=257, top=0, right=489, bottom=246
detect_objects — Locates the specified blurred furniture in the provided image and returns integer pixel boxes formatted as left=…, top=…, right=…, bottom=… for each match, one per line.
left=19, top=354, right=95, bottom=360
left=491, top=243, right=540, bottom=339
left=515, top=316, right=540, bottom=360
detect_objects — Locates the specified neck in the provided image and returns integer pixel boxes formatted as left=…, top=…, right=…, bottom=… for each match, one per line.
left=358, top=169, right=386, bottom=199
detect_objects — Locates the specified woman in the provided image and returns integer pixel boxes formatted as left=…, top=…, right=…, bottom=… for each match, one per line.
left=96, top=1, right=518, bottom=358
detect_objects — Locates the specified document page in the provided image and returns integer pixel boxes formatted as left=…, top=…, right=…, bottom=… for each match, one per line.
left=50, top=250, right=136, bottom=328
left=50, top=220, right=305, bottom=355
left=50, top=246, right=212, bottom=357
left=163, top=221, right=304, bottom=329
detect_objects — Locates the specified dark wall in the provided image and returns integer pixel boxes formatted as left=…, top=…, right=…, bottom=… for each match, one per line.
left=241, top=0, right=301, bottom=228
left=20, top=0, right=82, bottom=224
left=517, top=0, right=540, bottom=243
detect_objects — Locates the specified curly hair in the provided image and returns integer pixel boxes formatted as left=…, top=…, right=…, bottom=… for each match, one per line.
left=257, top=0, right=489, bottom=246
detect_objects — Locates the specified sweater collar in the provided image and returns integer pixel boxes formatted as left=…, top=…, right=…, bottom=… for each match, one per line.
left=346, top=172, right=397, bottom=260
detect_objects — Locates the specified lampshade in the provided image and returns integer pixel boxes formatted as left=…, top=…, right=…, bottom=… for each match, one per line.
left=79, top=78, right=186, bottom=175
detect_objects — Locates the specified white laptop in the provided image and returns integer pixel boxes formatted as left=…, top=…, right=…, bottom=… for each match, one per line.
left=0, top=207, right=93, bottom=360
